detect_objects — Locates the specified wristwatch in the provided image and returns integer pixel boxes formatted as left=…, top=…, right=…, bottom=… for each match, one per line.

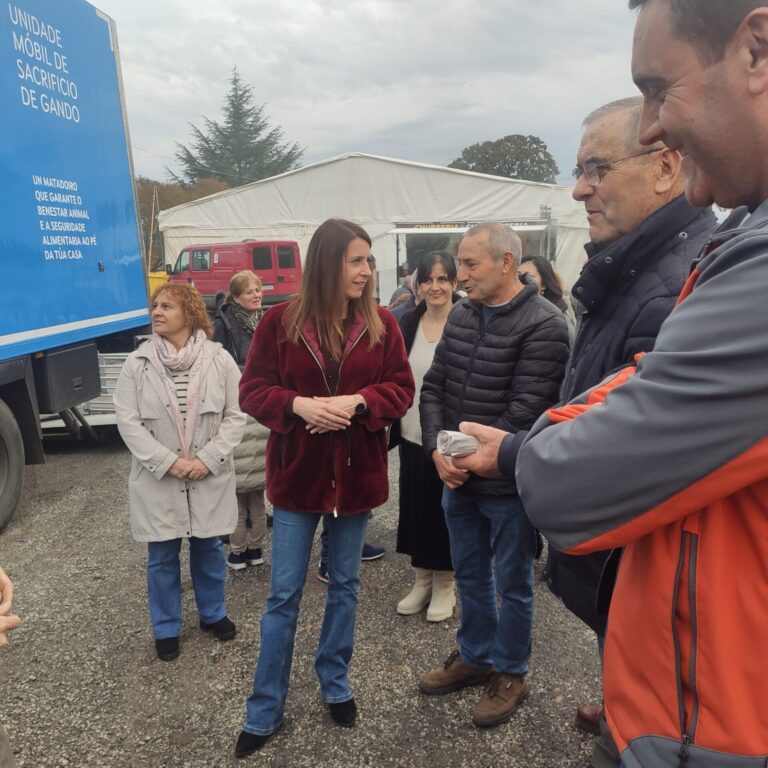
left=354, top=401, right=367, bottom=416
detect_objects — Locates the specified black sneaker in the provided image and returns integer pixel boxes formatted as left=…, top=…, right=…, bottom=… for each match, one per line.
left=361, top=543, right=386, bottom=561
left=200, top=616, right=237, bottom=641
left=245, top=548, right=264, bottom=566
left=227, top=552, right=247, bottom=571
left=155, top=636, right=179, bottom=661
left=316, top=563, right=329, bottom=584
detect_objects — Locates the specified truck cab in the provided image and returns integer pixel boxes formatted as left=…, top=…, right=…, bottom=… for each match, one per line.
left=168, top=240, right=302, bottom=309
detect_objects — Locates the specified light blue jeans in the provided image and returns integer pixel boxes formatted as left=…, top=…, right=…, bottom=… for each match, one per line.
left=442, top=488, right=536, bottom=676
left=243, top=507, right=369, bottom=736
left=146, top=536, right=227, bottom=639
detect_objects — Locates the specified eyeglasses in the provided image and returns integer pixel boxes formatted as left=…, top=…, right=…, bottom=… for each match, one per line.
left=571, top=148, right=664, bottom=186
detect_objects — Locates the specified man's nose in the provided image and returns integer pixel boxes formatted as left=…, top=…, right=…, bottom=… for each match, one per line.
left=572, top=173, right=594, bottom=202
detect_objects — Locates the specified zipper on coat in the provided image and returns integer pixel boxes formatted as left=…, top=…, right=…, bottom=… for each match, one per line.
left=336, top=330, right=366, bottom=469
left=671, top=531, right=700, bottom=766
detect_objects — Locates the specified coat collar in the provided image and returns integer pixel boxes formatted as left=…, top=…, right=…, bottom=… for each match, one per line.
left=299, top=311, right=368, bottom=366
left=464, top=282, right=538, bottom=317
left=573, top=194, right=715, bottom=314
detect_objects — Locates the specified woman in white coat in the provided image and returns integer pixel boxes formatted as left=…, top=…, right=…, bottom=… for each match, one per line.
left=115, top=283, right=246, bottom=661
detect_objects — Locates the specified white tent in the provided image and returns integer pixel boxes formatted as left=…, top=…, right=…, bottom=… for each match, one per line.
left=158, top=153, right=590, bottom=300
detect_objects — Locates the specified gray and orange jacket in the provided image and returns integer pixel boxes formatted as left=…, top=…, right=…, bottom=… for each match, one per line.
left=517, top=204, right=768, bottom=768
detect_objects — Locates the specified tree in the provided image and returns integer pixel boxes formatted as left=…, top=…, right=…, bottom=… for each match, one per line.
left=169, top=69, right=304, bottom=188
left=135, top=176, right=229, bottom=269
left=449, top=134, right=559, bottom=183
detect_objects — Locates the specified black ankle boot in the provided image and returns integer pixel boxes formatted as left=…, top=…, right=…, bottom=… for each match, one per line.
left=328, top=697, right=357, bottom=727
left=155, top=637, right=179, bottom=661
left=235, top=730, right=270, bottom=758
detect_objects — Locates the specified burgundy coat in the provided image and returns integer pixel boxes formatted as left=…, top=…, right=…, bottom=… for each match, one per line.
left=239, top=302, right=414, bottom=516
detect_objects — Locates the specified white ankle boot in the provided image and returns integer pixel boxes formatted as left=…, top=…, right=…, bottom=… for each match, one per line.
left=427, top=570, right=456, bottom=622
left=397, top=568, right=433, bottom=615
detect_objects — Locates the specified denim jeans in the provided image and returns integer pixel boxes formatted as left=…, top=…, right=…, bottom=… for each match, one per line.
left=442, top=487, right=536, bottom=677
left=243, top=507, right=369, bottom=736
left=146, top=536, right=227, bottom=639
left=319, top=511, right=371, bottom=568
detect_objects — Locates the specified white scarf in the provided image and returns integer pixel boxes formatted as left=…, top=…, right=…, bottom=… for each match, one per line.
left=149, top=330, right=207, bottom=459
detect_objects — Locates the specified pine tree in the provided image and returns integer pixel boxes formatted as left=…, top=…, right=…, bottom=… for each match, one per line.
left=169, top=69, right=304, bottom=187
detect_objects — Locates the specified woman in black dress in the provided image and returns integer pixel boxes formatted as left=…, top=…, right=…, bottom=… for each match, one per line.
left=394, top=251, right=459, bottom=622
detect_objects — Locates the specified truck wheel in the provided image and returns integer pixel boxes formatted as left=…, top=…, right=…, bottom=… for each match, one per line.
left=0, top=399, right=24, bottom=532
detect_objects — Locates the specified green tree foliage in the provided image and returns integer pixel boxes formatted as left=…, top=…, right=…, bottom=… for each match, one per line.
left=449, top=134, right=559, bottom=183
left=135, top=176, right=229, bottom=269
left=169, top=69, right=304, bottom=187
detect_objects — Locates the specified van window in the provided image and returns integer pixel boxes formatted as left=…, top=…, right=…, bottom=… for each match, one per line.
left=252, top=246, right=271, bottom=271
left=191, top=249, right=210, bottom=271
left=277, top=245, right=296, bottom=269
left=174, top=250, right=190, bottom=274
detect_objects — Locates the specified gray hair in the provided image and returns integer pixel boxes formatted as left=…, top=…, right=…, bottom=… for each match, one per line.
left=465, top=222, right=522, bottom=265
left=583, top=96, right=662, bottom=155
left=628, top=1, right=762, bottom=65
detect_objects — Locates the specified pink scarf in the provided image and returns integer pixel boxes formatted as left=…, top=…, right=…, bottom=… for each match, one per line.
left=149, top=330, right=207, bottom=459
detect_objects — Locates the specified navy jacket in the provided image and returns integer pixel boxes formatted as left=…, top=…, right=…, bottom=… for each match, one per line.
left=544, top=194, right=717, bottom=633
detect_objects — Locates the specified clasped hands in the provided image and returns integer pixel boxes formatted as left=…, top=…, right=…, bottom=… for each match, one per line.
left=293, top=395, right=365, bottom=435
left=168, top=456, right=210, bottom=481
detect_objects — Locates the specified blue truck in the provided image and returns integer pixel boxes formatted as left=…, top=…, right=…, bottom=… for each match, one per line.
left=0, top=0, right=149, bottom=529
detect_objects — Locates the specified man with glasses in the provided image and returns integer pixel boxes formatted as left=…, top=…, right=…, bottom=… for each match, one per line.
left=557, top=96, right=714, bottom=767
left=456, top=96, right=715, bottom=767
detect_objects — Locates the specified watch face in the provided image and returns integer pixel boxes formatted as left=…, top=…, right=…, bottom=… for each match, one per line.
left=355, top=402, right=366, bottom=415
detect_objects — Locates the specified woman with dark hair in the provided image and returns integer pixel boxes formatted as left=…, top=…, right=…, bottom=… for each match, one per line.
left=114, top=283, right=245, bottom=662
left=519, top=255, right=576, bottom=335
left=393, top=251, right=460, bottom=622
left=235, top=218, right=414, bottom=757
left=213, top=270, right=269, bottom=570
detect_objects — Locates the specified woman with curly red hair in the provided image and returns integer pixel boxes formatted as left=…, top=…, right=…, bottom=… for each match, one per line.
left=115, top=283, right=246, bottom=661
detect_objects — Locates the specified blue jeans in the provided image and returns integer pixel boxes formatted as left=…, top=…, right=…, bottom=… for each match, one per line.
left=146, top=536, right=227, bottom=639
left=319, top=511, right=372, bottom=568
left=244, top=507, right=369, bottom=736
left=442, top=488, right=536, bottom=676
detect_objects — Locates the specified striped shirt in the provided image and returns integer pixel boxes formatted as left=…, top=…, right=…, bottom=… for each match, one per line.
left=170, top=370, right=190, bottom=424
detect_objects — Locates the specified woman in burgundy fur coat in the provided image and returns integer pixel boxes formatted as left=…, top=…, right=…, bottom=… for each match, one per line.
left=235, top=219, right=414, bottom=757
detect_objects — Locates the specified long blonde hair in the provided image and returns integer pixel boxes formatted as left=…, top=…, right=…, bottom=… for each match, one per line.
left=283, top=218, right=384, bottom=360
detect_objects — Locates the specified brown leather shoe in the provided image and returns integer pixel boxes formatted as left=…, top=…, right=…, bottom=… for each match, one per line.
left=472, top=672, right=529, bottom=727
left=575, top=702, right=603, bottom=735
left=419, top=650, right=493, bottom=695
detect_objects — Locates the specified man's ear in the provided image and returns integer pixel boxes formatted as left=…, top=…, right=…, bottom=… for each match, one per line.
left=742, top=9, right=768, bottom=96
left=654, top=148, right=682, bottom=194
left=501, top=251, right=515, bottom=274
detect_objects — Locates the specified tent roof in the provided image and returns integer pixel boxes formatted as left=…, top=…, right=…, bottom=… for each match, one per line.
left=158, top=152, right=587, bottom=232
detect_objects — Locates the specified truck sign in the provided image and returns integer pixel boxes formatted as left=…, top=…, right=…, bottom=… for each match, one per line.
left=0, top=0, right=149, bottom=530
left=0, top=0, right=149, bottom=361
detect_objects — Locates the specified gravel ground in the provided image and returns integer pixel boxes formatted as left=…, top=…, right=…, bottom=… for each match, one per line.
left=0, top=431, right=601, bottom=767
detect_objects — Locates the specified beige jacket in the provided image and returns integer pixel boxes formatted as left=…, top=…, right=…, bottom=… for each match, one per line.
left=114, top=339, right=246, bottom=542
left=234, top=416, right=268, bottom=493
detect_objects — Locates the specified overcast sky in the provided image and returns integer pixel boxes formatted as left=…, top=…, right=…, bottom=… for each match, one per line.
left=94, top=0, right=639, bottom=186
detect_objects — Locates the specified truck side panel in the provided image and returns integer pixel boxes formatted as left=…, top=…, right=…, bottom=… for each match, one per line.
left=0, top=0, right=149, bottom=362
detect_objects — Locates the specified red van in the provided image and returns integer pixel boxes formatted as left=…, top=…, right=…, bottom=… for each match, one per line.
left=167, top=240, right=302, bottom=308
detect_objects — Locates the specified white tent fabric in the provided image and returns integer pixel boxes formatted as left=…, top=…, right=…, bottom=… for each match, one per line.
left=158, top=153, right=590, bottom=300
